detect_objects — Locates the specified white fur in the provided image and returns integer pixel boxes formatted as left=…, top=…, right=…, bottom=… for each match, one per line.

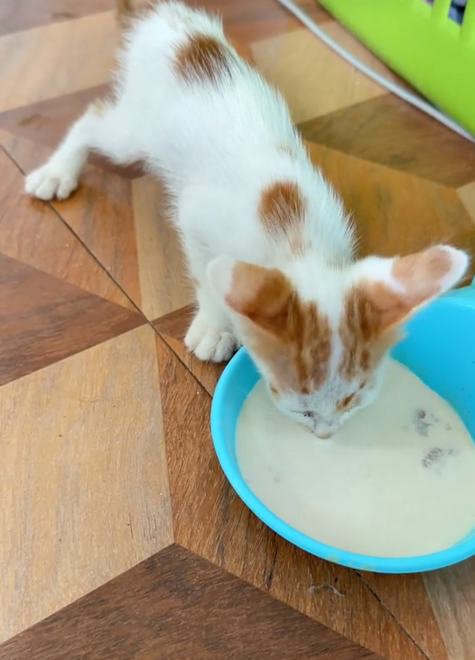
left=25, top=1, right=354, bottom=359
left=25, top=1, right=468, bottom=436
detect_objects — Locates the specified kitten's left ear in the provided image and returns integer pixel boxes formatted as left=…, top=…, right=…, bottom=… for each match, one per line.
left=355, top=245, right=469, bottom=330
left=207, top=256, right=293, bottom=332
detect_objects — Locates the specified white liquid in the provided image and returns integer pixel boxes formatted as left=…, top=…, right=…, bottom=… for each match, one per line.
left=236, top=359, right=475, bottom=557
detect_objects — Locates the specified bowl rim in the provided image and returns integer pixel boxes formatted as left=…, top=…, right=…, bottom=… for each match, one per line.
left=210, top=278, right=475, bottom=574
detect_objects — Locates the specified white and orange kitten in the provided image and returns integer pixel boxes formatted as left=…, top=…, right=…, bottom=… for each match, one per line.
left=25, top=0, right=468, bottom=438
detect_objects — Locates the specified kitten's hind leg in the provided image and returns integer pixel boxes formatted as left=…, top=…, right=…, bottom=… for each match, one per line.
left=25, top=99, right=137, bottom=200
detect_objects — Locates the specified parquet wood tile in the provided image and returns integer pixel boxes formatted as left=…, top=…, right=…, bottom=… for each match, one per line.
left=299, top=95, right=475, bottom=188
left=361, top=573, right=449, bottom=660
left=0, top=11, right=117, bottom=114
left=0, top=252, right=144, bottom=386
left=192, top=0, right=331, bottom=42
left=132, top=176, right=192, bottom=320
left=0, top=325, right=173, bottom=643
left=458, top=182, right=475, bottom=225
left=251, top=26, right=389, bottom=124
left=154, top=305, right=225, bottom=396
left=306, top=142, right=475, bottom=285
left=0, top=143, right=138, bottom=308
left=0, top=544, right=384, bottom=660
left=1, top=0, right=475, bottom=658
left=156, top=339, right=427, bottom=660
left=424, top=559, right=475, bottom=660
left=0, top=0, right=116, bottom=37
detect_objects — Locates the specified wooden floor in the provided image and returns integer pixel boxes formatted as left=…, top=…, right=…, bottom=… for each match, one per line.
left=1, top=1, right=475, bottom=659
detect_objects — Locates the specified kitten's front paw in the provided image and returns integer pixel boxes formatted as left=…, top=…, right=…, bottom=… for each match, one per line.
left=185, top=311, right=237, bottom=363
left=25, top=164, right=78, bottom=201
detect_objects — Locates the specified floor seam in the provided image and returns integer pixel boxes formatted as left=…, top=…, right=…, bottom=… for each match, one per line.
left=356, top=572, right=432, bottom=660
left=0, top=142, right=144, bottom=315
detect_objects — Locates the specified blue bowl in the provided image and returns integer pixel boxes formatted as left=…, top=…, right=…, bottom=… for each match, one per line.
left=210, top=277, right=475, bottom=574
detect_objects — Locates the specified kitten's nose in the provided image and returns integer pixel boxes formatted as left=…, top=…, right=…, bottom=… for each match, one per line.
left=313, top=421, right=334, bottom=439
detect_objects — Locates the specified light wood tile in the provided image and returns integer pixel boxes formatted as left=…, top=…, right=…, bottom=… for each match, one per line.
left=0, top=325, right=172, bottom=643
left=0, top=0, right=116, bottom=37
left=424, top=559, right=475, bottom=660
left=193, top=0, right=331, bottom=42
left=305, top=142, right=475, bottom=285
left=0, top=140, right=136, bottom=308
left=132, top=176, right=192, bottom=320
left=458, top=182, right=475, bottom=225
left=251, top=25, right=387, bottom=124
left=0, top=11, right=117, bottom=113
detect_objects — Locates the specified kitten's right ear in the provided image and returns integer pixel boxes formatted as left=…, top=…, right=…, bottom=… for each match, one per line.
left=207, top=256, right=293, bottom=333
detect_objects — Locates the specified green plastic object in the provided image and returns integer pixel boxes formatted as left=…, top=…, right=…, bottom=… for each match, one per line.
left=317, top=0, right=475, bottom=137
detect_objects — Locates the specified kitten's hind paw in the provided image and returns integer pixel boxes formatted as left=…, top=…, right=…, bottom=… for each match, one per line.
left=25, top=164, right=78, bottom=201
left=185, top=312, right=237, bottom=363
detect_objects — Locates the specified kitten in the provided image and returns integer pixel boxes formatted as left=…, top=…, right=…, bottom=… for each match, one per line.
left=25, top=0, right=468, bottom=438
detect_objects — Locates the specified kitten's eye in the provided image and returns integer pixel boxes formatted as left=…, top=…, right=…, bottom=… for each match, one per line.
left=303, top=411, right=314, bottom=418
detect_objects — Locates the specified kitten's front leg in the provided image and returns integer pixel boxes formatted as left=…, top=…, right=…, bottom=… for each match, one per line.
left=185, top=282, right=238, bottom=363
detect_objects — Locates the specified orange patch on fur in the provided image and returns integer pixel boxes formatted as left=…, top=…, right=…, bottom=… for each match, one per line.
left=336, top=392, right=356, bottom=411
left=258, top=181, right=307, bottom=255
left=175, top=34, right=232, bottom=84
left=226, top=262, right=331, bottom=392
left=339, top=285, right=400, bottom=381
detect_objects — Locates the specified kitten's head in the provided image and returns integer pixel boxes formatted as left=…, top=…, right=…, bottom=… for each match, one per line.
left=208, top=245, right=468, bottom=438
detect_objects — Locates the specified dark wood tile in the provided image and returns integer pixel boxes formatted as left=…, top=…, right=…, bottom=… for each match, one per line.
left=0, top=0, right=115, bottom=37
left=0, top=252, right=144, bottom=386
left=155, top=339, right=427, bottom=660
left=0, top=544, right=384, bottom=660
left=300, top=95, right=475, bottom=188
left=361, top=573, right=448, bottom=660
left=154, top=305, right=225, bottom=395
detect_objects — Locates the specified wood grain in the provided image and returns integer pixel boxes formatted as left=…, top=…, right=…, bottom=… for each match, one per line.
left=190, top=0, right=331, bottom=42
left=251, top=25, right=388, bottom=124
left=0, top=252, right=144, bottom=386
left=154, top=305, right=225, bottom=395
left=2, top=128, right=143, bottom=308
left=132, top=176, right=192, bottom=320
left=306, top=142, right=475, bottom=285
left=0, top=544, right=384, bottom=660
left=424, top=558, right=475, bottom=660
left=0, top=141, right=137, bottom=308
left=300, top=94, right=475, bottom=188
left=0, top=0, right=116, bottom=37
left=458, top=182, right=475, bottom=225
left=155, top=338, right=427, bottom=660
left=0, top=11, right=117, bottom=113
left=361, top=572, right=448, bottom=660
left=0, top=325, right=173, bottom=642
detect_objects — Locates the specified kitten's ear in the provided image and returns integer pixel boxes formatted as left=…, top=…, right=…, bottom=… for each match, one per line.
left=207, top=256, right=293, bottom=331
left=355, top=245, right=469, bottom=330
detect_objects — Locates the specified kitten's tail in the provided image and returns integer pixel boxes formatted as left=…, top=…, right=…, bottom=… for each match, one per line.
left=116, top=0, right=135, bottom=28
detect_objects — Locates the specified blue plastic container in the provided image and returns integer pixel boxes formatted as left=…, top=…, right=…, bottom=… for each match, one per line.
left=210, top=277, right=475, bottom=574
